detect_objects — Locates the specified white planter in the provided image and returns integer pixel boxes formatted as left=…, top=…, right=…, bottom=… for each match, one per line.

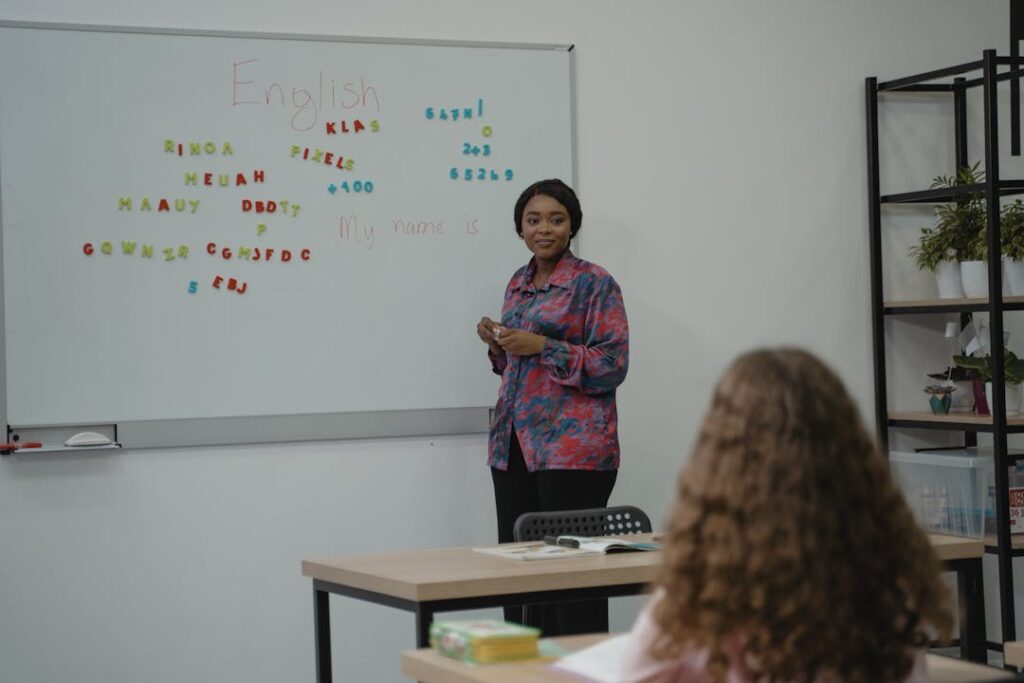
left=949, top=380, right=976, bottom=413
left=985, top=381, right=1023, bottom=416
left=960, top=260, right=989, bottom=298
left=935, top=260, right=965, bottom=299
left=1006, top=257, right=1024, bottom=296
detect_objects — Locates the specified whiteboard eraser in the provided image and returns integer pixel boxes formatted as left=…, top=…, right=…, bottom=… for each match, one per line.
left=65, top=431, right=112, bottom=447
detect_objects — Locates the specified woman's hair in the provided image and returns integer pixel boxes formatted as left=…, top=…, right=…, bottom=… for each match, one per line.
left=513, top=178, right=582, bottom=238
left=652, top=347, right=953, bottom=683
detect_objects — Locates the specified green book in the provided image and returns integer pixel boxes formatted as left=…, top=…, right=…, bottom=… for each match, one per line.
left=429, top=619, right=540, bottom=664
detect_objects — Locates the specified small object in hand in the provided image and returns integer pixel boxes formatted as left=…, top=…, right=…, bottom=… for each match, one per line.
left=493, top=325, right=505, bottom=341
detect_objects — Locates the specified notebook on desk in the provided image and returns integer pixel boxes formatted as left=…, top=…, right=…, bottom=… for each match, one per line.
left=472, top=536, right=659, bottom=561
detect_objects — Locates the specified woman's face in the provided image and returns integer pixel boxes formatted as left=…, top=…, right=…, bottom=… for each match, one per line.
left=520, top=194, right=571, bottom=265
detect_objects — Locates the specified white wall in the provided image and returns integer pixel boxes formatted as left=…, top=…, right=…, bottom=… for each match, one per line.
left=0, top=1, right=1015, bottom=682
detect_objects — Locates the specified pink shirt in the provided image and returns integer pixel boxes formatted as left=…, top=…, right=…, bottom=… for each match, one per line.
left=620, top=595, right=928, bottom=683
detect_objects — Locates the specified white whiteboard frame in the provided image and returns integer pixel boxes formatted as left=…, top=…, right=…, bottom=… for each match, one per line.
left=0, top=21, right=577, bottom=450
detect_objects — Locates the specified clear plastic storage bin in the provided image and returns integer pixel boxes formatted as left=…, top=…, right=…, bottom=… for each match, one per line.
left=889, top=449, right=993, bottom=538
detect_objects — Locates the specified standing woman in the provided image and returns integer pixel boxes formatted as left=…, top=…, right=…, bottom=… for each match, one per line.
left=476, top=178, right=629, bottom=635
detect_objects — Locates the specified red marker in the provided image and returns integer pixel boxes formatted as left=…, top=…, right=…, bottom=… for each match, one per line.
left=0, top=442, right=41, bottom=452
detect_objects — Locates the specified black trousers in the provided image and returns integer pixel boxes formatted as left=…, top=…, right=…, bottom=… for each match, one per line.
left=490, top=432, right=617, bottom=636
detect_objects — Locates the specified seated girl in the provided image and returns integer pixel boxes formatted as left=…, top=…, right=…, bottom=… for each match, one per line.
left=621, top=348, right=953, bottom=683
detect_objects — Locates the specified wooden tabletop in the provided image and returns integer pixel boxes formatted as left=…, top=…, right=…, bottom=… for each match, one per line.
left=302, top=538, right=659, bottom=603
left=302, top=533, right=982, bottom=603
left=401, top=635, right=1012, bottom=683
left=927, top=533, right=985, bottom=561
left=1003, top=640, right=1024, bottom=668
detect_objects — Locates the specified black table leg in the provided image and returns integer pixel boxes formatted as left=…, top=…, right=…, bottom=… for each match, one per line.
left=415, top=604, right=434, bottom=648
left=315, top=584, right=333, bottom=683
left=956, top=558, right=987, bottom=663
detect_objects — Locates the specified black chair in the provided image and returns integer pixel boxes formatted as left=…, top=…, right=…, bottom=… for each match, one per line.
left=512, top=505, right=653, bottom=542
left=510, top=505, right=653, bottom=636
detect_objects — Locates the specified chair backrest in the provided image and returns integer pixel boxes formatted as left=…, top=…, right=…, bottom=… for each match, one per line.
left=512, top=505, right=653, bottom=542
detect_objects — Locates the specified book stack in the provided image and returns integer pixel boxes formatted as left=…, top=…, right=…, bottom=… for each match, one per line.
left=429, top=619, right=540, bottom=664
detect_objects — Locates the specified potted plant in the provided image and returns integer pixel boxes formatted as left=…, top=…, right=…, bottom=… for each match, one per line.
left=1002, top=199, right=1024, bottom=295
left=927, top=365, right=978, bottom=413
left=909, top=163, right=986, bottom=298
left=909, top=229, right=962, bottom=298
left=953, top=349, right=1024, bottom=415
left=923, top=384, right=956, bottom=414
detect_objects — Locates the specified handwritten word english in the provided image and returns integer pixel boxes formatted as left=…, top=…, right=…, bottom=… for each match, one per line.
left=232, top=60, right=381, bottom=131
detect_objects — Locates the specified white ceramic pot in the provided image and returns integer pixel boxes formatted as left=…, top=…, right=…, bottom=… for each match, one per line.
left=985, top=381, right=1023, bottom=416
left=960, top=260, right=989, bottom=298
left=935, top=260, right=966, bottom=299
left=1006, top=257, right=1024, bottom=296
left=949, top=380, right=976, bottom=413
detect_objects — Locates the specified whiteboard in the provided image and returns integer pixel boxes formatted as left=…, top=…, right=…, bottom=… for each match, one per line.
left=0, top=22, right=574, bottom=438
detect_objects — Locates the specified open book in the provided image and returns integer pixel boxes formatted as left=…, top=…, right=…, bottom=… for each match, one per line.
left=473, top=536, right=659, bottom=561
left=551, top=535, right=660, bottom=554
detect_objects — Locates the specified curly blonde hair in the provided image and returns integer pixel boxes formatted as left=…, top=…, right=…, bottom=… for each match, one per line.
left=651, top=348, right=953, bottom=683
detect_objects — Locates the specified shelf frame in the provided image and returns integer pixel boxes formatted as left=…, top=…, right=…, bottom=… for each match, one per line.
left=868, top=49, right=1024, bottom=647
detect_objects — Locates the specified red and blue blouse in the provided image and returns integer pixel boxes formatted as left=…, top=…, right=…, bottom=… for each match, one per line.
left=487, top=251, right=629, bottom=471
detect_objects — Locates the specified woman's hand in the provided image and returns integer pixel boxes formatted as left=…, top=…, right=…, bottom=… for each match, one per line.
left=496, top=328, right=547, bottom=356
left=477, top=317, right=503, bottom=354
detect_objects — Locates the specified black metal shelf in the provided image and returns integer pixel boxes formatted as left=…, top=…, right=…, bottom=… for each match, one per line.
left=888, top=412, right=1024, bottom=434
left=883, top=297, right=1024, bottom=314
left=877, top=57, right=1022, bottom=91
left=984, top=540, right=1024, bottom=558
left=868, top=49, right=1024, bottom=649
left=881, top=180, right=1024, bottom=204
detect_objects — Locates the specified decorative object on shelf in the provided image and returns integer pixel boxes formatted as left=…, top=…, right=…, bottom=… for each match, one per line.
left=986, top=381, right=1023, bottom=416
left=926, top=321, right=977, bottom=412
left=924, top=384, right=956, bottom=414
left=1002, top=199, right=1024, bottom=294
left=908, top=163, right=986, bottom=299
left=927, top=367, right=977, bottom=413
left=954, top=349, right=1024, bottom=416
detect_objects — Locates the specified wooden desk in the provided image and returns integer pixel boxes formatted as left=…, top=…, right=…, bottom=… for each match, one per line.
left=301, top=533, right=986, bottom=682
left=401, top=634, right=1015, bottom=683
left=302, top=538, right=657, bottom=683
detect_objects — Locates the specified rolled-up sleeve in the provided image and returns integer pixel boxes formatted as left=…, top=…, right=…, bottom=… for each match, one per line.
left=540, top=275, right=628, bottom=395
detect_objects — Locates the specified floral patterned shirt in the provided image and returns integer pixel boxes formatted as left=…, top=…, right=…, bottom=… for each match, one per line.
left=487, top=250, right=629, bottom=471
